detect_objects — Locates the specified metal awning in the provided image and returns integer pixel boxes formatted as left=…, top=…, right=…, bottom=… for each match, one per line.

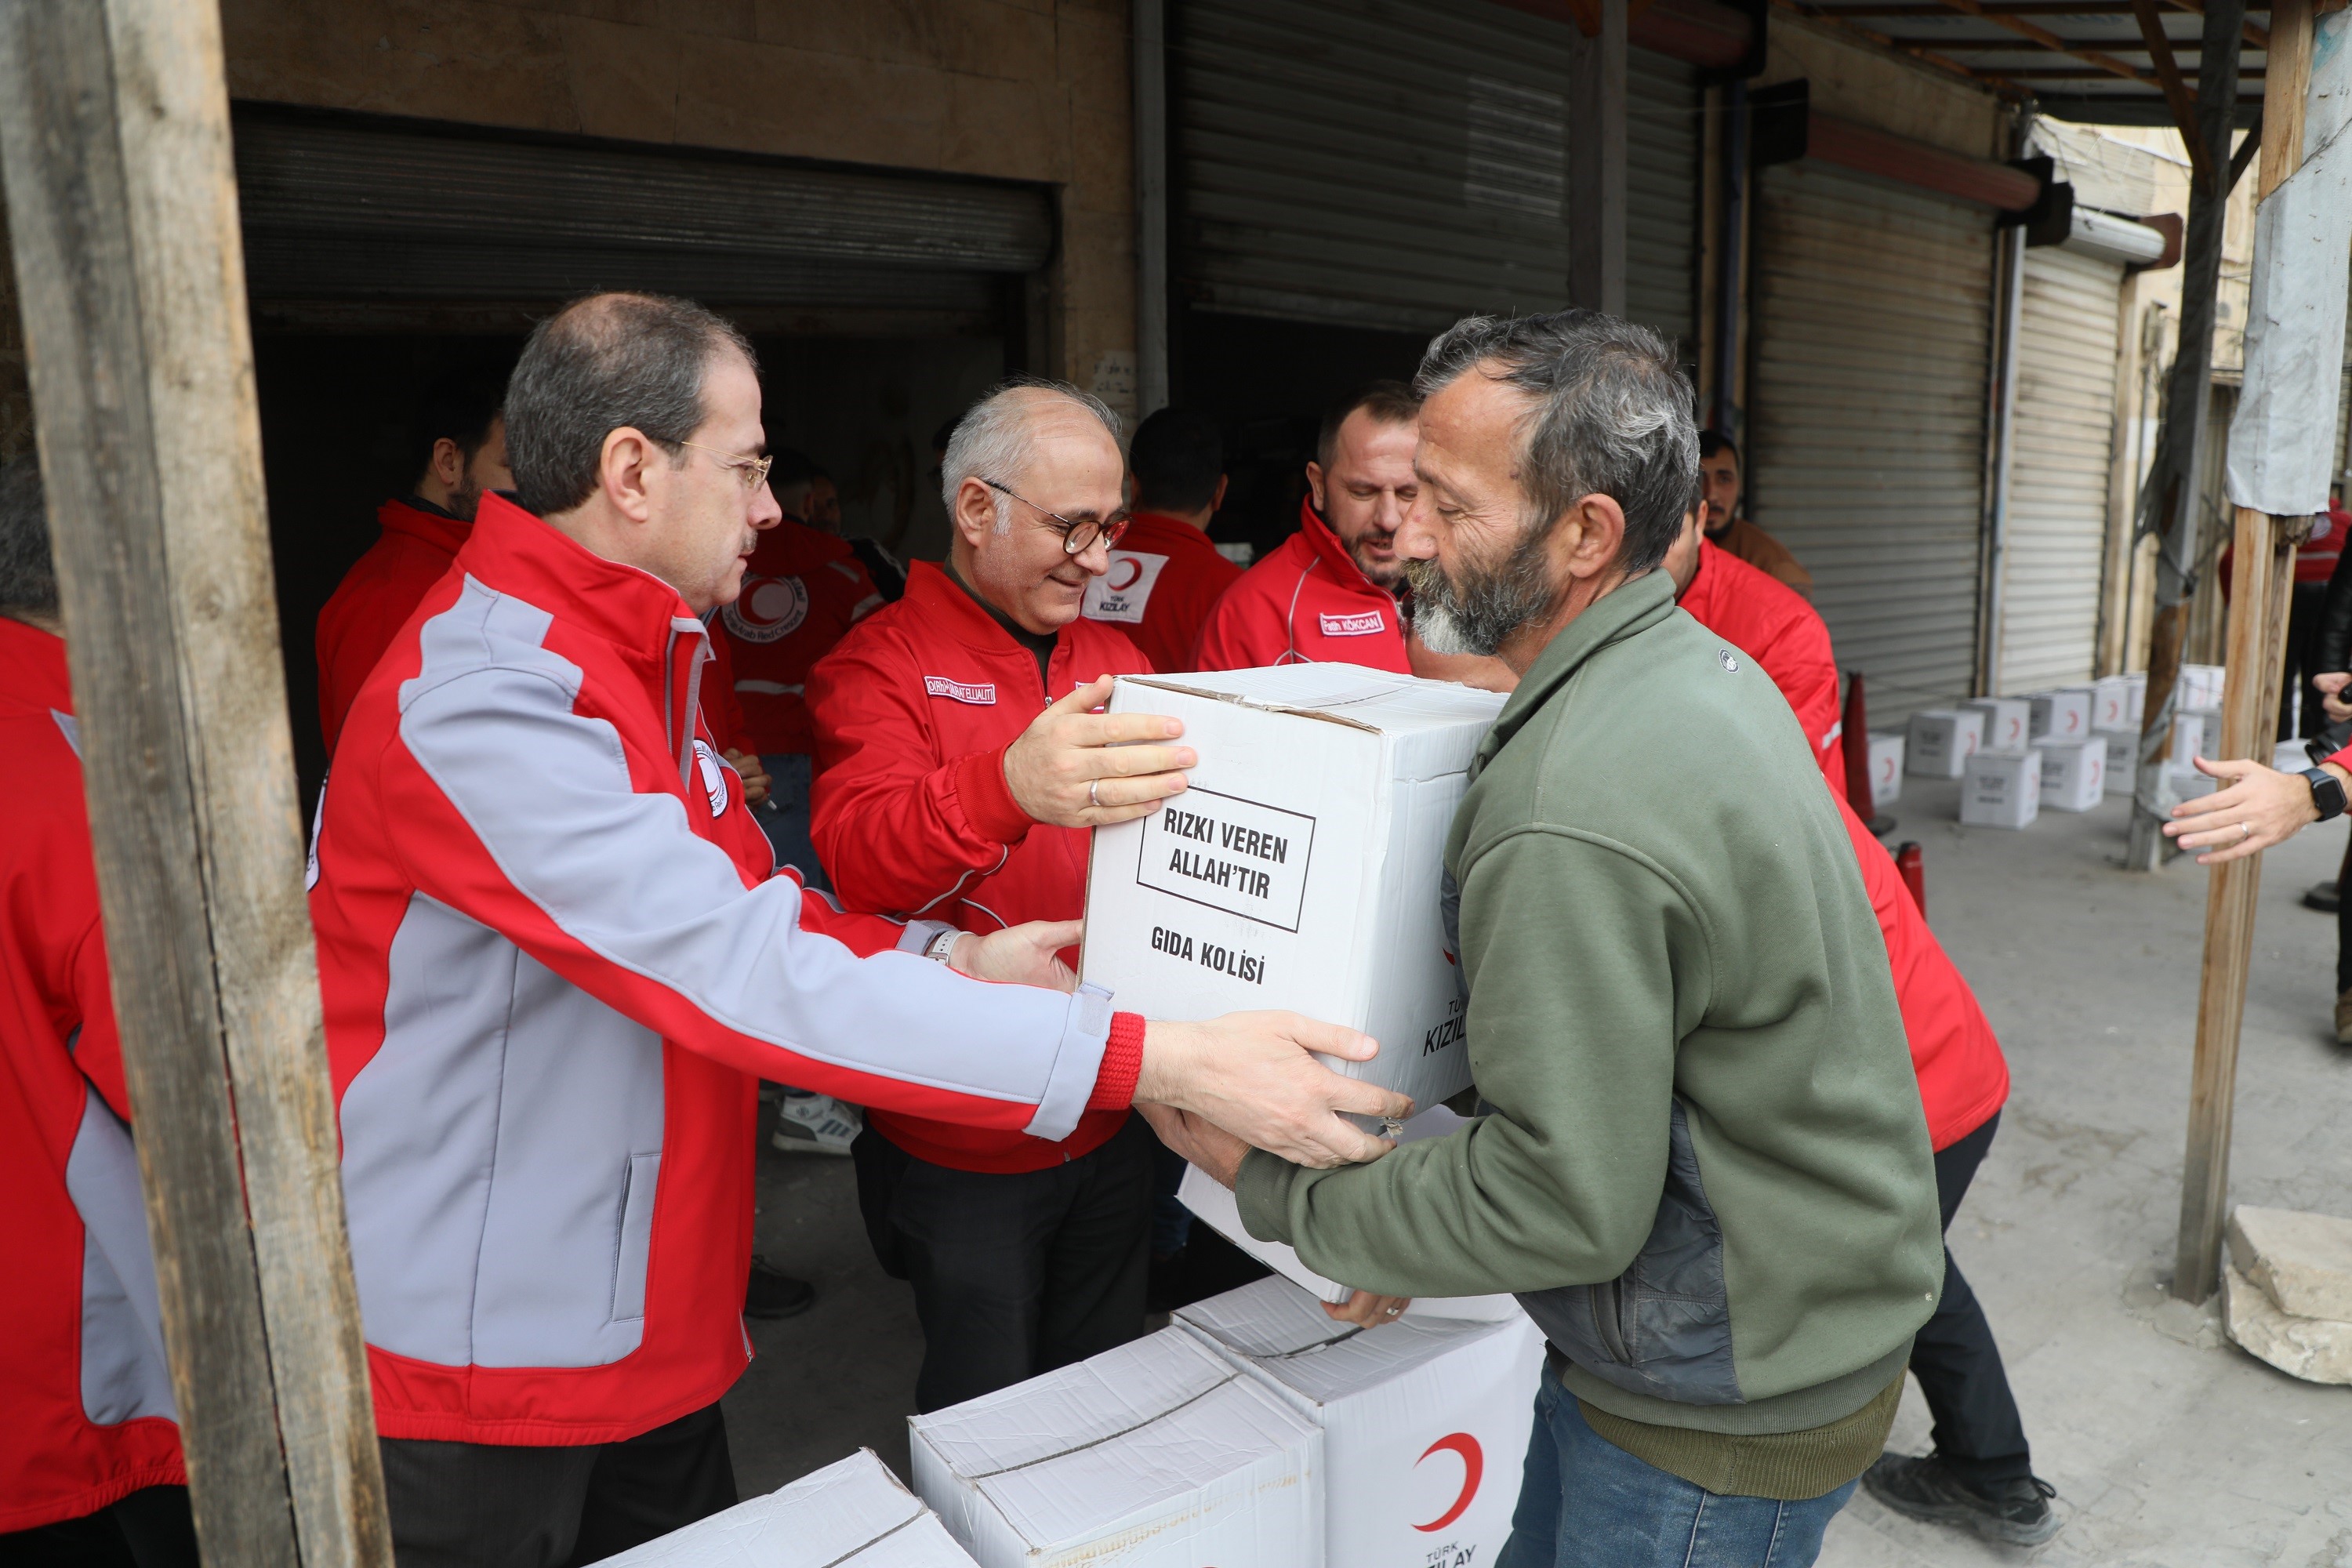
left=1770, top=0, right=2274, bottom=130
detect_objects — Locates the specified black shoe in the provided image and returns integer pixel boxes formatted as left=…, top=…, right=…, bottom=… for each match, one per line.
left=744, top=1256, right=815, bottom=1319
left=2306, top=880, right=2342, bottom=914
left=1864, top=1453, right=2060, bottom=1546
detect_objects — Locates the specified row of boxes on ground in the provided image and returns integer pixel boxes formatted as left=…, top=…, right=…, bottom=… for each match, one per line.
left=1867, top=728, right=2119, bottom=822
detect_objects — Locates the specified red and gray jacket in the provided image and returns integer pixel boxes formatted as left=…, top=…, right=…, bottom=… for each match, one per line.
left=806, top=562, right=1152, bottom=1173
left=713, top=517, right=882, bottom=757
left=316, top=497, right=471, bottom=757
left=310, top=495, right=1142, bottom=1445
left=1192, top=499, right=1410, bottom=673
left=1677, top=539, right=1846, bottom=799
left=0, top=619, right=184, bottom=1530
left=1080, top=510, right=1241, bottom=673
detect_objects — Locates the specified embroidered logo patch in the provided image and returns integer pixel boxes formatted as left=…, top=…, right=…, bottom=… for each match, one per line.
left=693, top=739, right=731, bottom=818
left=1718, top=648, right=1740, bottom=673
left=924, top=675, right=998, bottom=705
left=1083, top=550, right=1171, bottom=625
left=1319, top=609, right=1388, bottom=637
left=720, top=574, right=809, bottom=644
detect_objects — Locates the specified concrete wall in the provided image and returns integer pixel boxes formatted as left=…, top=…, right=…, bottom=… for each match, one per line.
left=1759, top=12, right=2007, bottom=158
left=218, top=0, right=1138, bottom=422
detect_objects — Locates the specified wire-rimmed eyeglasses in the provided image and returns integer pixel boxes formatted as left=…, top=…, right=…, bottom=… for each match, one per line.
left=677, top=439, right=774, bottom=493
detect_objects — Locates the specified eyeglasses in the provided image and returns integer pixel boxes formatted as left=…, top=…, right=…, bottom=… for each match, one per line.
left=677, top=440, right=775, bottom=493
left=982, top=478, right=1131, bottom=555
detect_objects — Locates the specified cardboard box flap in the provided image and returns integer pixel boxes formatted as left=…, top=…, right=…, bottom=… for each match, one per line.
left=1177, top=1276, right=1516, bottom=1408
left=1127, top=665, right=1505, bottom=735
left=911, top=1330, right=1318, bottom=1555
left=586, top=1449, right=973, bottom=1566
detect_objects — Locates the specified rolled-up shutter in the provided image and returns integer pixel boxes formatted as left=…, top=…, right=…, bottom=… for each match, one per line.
left=230, top=106, right=1052, bottom=329
left=1994, top=245, right=2124, bottom=694
left=1748, top=160, right=1996, bottom=724
left=1174, top=0, right=1700, bottom=347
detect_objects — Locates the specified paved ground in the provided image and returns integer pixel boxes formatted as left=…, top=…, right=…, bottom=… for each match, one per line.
left=727, top=775, right=2352, bottom=1564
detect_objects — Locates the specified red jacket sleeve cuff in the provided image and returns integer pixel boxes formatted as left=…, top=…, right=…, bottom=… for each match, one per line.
left=953, top=743, right=1036, bottom=845
left=1087, top=1011, right=1148, bottom=1110
left=2330, top=747, right=2352, bottom=775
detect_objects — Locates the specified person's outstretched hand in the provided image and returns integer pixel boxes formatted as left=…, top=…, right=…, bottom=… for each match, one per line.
left=1001, top=675, right=1192, bottom=827
left=1327, top=1290, right=1414, bottom=1327
left=949, top=920, right=1082, bottom=991
left=2318, top=670, right=2352, bottom=724
left=2161, top=757, right=2332, bottom=863
left=1136, top=1011, right=1410, bottom=1169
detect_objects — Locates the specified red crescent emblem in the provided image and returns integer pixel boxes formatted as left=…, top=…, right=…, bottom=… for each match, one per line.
left=1109, top=556, right=1145, bottom=590
left=1411, top=1432, right=1483, bottom=1533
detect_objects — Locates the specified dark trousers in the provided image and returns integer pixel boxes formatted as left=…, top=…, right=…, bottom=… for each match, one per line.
left=0, top=1485, right=199, bottom=1568
left=853, top=1113, right=1154, bottom=1413
left=378, top=1403, right=735, bottom=1568
left=1913, top=1112, right=2034, bottom=1488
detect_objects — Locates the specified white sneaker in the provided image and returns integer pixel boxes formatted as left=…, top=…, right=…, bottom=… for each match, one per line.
left=771, top=1092, right=862, bottom=1156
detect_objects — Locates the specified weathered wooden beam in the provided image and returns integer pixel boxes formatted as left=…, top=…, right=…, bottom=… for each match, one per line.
left=0, top=0, right=390, bottom=1559
left=1772, top=0, right=2031, bottom=93
left=2132, top=0, right=2215, bottom=184
left=1926, top=0, right=2165, bottom=85
left=2172, top=0, right=2318, bottom=1307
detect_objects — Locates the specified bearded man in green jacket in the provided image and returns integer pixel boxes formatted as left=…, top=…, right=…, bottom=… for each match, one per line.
left=1160, top=310, right=1944, bottom=1568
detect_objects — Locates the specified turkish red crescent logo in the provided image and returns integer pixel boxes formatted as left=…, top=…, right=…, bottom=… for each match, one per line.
left=1412, top=1432, right=1483, bottom=1533
left=1107, top=554, right=1145, bottom=591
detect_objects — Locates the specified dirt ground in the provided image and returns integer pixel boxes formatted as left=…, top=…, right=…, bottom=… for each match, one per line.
left=726, top=775, right=2352, bottom=1566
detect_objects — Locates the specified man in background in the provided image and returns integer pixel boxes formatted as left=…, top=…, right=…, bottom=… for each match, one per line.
left=1699, top=430, right=1812, bottom=598
left=803, top=456, right=908, bottom=603
left=1192, top=381, right=1420, bottom=672
left=315, top=364, right=510, bottom=755
left=0, top=459, right=197, bottom=1567
left=808, top=379, right=1174, bottom=1412
left=1083, top=405, right=1240, bottom=672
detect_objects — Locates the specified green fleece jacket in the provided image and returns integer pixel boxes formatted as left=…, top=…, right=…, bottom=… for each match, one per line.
left=1237, top=569, right=1943, bottom=1448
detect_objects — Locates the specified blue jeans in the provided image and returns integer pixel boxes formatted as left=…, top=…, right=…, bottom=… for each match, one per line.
left=1495, top=1358, right=1857, bottom=1568
left=757, top=753, right=829, bottom=893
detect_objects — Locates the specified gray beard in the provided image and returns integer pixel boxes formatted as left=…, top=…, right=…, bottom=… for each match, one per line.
left=1403, top=521, right=1558, bottom=658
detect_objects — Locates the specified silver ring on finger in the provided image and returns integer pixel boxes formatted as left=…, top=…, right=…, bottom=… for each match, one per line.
left=1090, top=778, right=1101, bottom=809
left=2242, top=821, right=2253, bottom=839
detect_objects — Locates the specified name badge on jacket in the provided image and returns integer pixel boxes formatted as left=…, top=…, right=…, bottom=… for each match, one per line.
left=924, top=675, right=998, bottom=705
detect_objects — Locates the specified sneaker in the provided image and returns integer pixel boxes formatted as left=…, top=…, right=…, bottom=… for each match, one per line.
left=1864, top=1453, right=2060, bottom=1546
left=2307, top=880, right=2343, bottom=915
left=771, top=1092, right=861, bottom=1156
left=744, top=1256, right=815, bottom=1319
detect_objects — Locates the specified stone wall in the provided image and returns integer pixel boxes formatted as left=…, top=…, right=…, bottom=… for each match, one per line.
left=218, top=0, right=1138, bottom=422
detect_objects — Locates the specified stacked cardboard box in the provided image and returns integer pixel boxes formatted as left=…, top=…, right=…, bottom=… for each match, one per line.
left=1866, top=732, right=1904, bottom=805
left=2179, top=663, right=2227, bottom=710
left=2097, top=728, right=2138, bottom=795
left=1175, top=1277, right=1544, bottom=1568
left=912, top=1328, right=1323, bottom=1568
left=588, top=1450, right=979, bottom=1567
left=1178, top=1107, right=1521, bottom=1322
left=2090, top=676, right=2132, bottom=731
left=1961, top=697, right=2031, bottom=752
left=2223, top=1207, right=2352, bottom=1385
left=1962, top=750, right=2040, bottom=829
left=1907, top=710, right=1984, bottom=778
left=2028, top=688, right=2095, bottom=743
left=1082, top=666, right=1506, bottom=1113
left=2038, top=739, right=2104, bottom=811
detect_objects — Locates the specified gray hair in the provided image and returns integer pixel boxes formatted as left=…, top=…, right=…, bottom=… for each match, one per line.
left=505, top=292, right=757, bottom=517
left=1414, top=311, right=1700, bottom=575
left=940, top=377, right=1123, bottom=529
left=0, top=457, right=56, bottom=619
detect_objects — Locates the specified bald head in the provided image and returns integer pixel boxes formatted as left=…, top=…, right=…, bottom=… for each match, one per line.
left=506, top=290, right=756, bottom=518
left=942, top=378, right=1127, bottom=634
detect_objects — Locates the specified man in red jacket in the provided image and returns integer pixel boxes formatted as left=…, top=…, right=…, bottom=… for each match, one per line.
left=1665, top=519, right=1848, bottom=797
left=809, top=379, right=1189, bottom=1410
left=0, top=460, right=196, bottom=1566
left=315, top=365, right=510, bottom=756
left=1193, top=381, right=1421, bottom=673
left=1083, top=405, right=1240, bottom=672
left=312, top=296, right=1409, bottom=1566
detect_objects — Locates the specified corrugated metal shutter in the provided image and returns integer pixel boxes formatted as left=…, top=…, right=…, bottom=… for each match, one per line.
left=1748, top=160, right=1995, bottom=724
left=230, top=107, right=1051, bottom=318
left=1994, top=245, right=2123, bottom=694
left=1174, top=0, right=1699, bottom=346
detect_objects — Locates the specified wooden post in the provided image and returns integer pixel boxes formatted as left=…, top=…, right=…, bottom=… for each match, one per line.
left=1568, top=0, right=1629, bottom=317
left=2172, top=0, right=2318, bottom=1305
left=0, top=2, right=391, bottom=1560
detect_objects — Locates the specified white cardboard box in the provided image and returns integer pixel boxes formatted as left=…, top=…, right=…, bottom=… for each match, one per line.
left=2180, top=663, right=2227, bottom=710
left=1962, top=750, right=2041, bottom=829
left=2030, top=688, right=2096, bottom=742
left=2170, top=707, right=2215, bottom=762
left=588, top=1450, right=978, bottom=1567
left=1175, top=1277, right=1544, bottom=1568
left=1178, top=1108, right=1522, bottom=1322
left=2090, top=676, right=2131, bottom=731
left=1865, top=731, right=1904, bottom=805
left=1907, top=709, right=1984, bottom=778
left=2038, top=738, right=2104, bottom=812
left=910, top=1328, right=1322, bottom=1568
left=2125, top=671, right=2147, bottom=725
left=1961, top=697, right=2031, bottom=752
left=1081, top=666, right=1505, bottom=1111
left=2097, top=727, right=2139, bottom=794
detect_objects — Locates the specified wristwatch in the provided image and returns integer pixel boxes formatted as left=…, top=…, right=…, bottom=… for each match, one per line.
left=923, top=927, right=963, bottom=966
left=2305, top=768, right=2347, bottom=823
